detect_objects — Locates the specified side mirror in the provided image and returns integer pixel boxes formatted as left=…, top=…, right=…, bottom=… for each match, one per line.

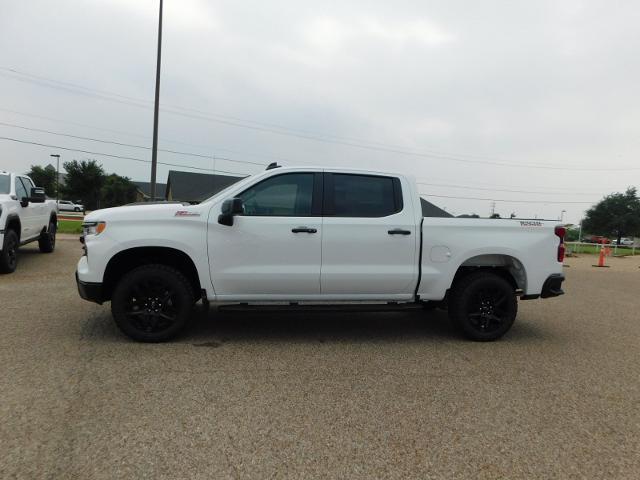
left=29, top=187, right=46, bottom=203
left=218, top=198, right=244, bottom=226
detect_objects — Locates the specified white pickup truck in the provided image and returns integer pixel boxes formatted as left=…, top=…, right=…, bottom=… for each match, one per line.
left=0, top=171, right=58, bottom=273
left=76, top=166, right=565, bottom=342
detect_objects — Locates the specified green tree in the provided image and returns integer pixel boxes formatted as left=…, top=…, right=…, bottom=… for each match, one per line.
left=26, top=165, right=57, bottom=197
left=101, top=174, right=137, bottom=208
left=582, top=187, right=640, bottom=244
left=62, top=160, right=106, bottom=210
left=565, top=227, right=581, bottom=242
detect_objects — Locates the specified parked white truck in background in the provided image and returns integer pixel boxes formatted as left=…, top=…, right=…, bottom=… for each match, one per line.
left=76, top=165, right=566, bottom=342
left=0, top=171, right=58, bottom=273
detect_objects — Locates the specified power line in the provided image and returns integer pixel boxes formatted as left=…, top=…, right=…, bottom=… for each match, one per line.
left=1, top=66, right=522, bottom=160
left=0, top=120, right=617, bottom=199
left=3, top=66, right=639, bottom=172
left=420, top=193, right=596, bottom=205
left=3, top=107, right=628, bottom=194
left=0, top=136, right=247, bottom=176
left=0, top=134, right=600, bottom=205
left=0, top=120, right=611, bottom=198
left=0, top=106, right=294, bottom=163
left=418, top=175, right=611, bottom=193
left=417, top=181, right=596, bottom=196
left=0, top=120, right=267, bottom=167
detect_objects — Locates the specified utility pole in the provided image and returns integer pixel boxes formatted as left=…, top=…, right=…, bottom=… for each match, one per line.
left=490, top=201, right=496, bottom=217
left=50, top=154, right=60, bottom=203
left=149, top=0, right=163, bottom=201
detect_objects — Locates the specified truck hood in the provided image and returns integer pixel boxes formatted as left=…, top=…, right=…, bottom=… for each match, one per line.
left=84, top=202, right=205, bottom=223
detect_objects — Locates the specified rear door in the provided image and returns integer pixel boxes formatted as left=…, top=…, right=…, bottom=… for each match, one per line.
left=208, top=171, right=323, bottom=299
left=320, top=172, right=418, bottom=299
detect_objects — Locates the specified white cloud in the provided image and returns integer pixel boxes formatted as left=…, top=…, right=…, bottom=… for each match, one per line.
left=362, top=17, right=455, bottom=46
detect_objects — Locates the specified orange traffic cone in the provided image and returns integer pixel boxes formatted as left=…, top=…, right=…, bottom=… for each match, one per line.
left=593, top=245, right=610, bottom=268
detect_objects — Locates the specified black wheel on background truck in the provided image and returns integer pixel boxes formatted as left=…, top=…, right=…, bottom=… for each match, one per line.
left=0, top=229, right=19, bottom=274
left=111, top=264, right=194, bottom=342
left=38, top=219, right=56, bottom=253
left=448, top=271, right=518, bottom=341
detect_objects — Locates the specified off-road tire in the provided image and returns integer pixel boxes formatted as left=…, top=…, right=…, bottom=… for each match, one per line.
left=38, top=219, right=56, bottom=253
left=0, top=229, right=19, bottom=274
left=111, top=264, right=194, bottom=342
left=448, top=271, right=517, bottom=341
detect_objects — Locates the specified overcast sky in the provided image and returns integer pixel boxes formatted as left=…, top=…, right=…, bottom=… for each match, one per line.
left=1, top=0, right=639, bottom=222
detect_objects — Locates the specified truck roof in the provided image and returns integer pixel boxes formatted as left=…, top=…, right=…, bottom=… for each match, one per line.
left=272, top=165, right=415, bottom=178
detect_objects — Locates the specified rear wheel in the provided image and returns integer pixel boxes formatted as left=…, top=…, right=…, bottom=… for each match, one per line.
left=38, top=219, right=56, bottom=253
left=0, top=230, right=19, bottom=274
left=111, top=264, right=194, bottom=342
left=448, top=271, right=517, bottom=341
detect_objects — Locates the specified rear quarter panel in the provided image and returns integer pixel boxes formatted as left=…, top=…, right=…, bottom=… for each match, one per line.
left=418, top=218, right=563, bottom=300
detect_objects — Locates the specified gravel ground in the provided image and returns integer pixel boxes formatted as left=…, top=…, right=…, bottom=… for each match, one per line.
left=1, top=236, right=639, bottom=479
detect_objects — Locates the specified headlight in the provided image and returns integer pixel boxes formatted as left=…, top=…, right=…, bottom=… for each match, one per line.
left=82, top=221, right=106, bottom=236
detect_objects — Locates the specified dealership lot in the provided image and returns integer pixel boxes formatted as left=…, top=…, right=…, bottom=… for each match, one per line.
left=1, top=236, right=639, bottom=479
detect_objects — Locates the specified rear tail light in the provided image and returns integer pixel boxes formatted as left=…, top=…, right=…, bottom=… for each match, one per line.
left=555, top=226, right=566, bottom=262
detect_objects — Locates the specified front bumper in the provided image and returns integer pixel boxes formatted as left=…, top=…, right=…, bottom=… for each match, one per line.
left=76, top=271, right=104, bottom=304
left=540, top=273, right=565, bottom=298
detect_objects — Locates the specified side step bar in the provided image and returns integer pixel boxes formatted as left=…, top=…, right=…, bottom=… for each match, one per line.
left=217, top=302, right=427, bottom=313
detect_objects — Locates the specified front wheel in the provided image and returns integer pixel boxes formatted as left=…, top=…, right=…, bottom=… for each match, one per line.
left=0, top=230, right=19, bottom=273
left=74, top=207, right=80, bottom=212
left=39, top=219, right=56, bottom=253
left=111, top=264, right=194, bottom=342
left=448, top=271, right=518, bottom=341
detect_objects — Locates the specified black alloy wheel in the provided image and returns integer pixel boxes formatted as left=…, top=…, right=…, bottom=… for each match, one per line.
left=467, top=288, right=510, bottom=334
left=0, top=230, right=19, bottom=273
left=39, top=220, right=56, bottom=253
left=448, top=271, right=518, bottom=341
left=111, top=264, right=194, bottom=342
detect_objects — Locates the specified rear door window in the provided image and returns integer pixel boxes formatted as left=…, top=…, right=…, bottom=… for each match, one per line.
left=325, top=173, right=402, bottom=217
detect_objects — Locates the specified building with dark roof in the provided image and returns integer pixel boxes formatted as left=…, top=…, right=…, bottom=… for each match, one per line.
left=132, top=181, right=167, bottom=202
left=420, top=197, right=452, bottom=218
left=165, top=170, right=245, bottom=203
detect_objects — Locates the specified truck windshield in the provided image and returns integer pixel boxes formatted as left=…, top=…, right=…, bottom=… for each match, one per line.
left=0, top=175, right=9, bottom=194
left=201, top=174, right=253, bottom=203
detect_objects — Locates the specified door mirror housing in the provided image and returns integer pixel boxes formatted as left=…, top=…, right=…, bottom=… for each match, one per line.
left=29, top=187, right=46, bottom=203
left=218, top=197, right=244, bottom=226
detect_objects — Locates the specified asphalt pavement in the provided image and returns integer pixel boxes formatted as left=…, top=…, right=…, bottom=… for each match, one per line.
left=1, top=235, right=638, bottom=479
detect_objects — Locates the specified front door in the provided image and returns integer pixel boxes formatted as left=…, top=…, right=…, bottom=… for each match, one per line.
left=15, top=176, right=39, bottom=241
left=208, top=172, right=323, bottom=300
left=320, top=173, right=418, bottom=299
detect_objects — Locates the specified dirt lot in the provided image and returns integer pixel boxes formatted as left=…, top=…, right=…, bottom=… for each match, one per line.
left=1, top=236, right=639, bottom=479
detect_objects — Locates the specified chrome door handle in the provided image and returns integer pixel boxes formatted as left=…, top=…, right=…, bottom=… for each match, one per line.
left=388, top=229, right=411, bottom=235
left=292, top=227, right=317, bottom=233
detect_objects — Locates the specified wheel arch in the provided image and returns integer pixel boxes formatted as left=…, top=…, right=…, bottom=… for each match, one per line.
left=4, top=214, right=21, bottom=241
left=102, top=246, right=202, bottom=302
left=45, top=212, right=57, bottom=232
left=453, top=253, right=527, bottom=293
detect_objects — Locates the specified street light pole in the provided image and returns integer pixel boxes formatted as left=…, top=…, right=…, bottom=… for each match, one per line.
left=50, top=154, right=60, bottom=204
left=150, top=0, right=163, bottom=201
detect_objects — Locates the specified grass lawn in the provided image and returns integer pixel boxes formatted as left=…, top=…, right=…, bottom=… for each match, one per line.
left=57, top=219, right=83, bottom=234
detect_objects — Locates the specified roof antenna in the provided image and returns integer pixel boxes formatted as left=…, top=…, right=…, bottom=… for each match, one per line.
left=266, top=162, right=281, bottom=170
